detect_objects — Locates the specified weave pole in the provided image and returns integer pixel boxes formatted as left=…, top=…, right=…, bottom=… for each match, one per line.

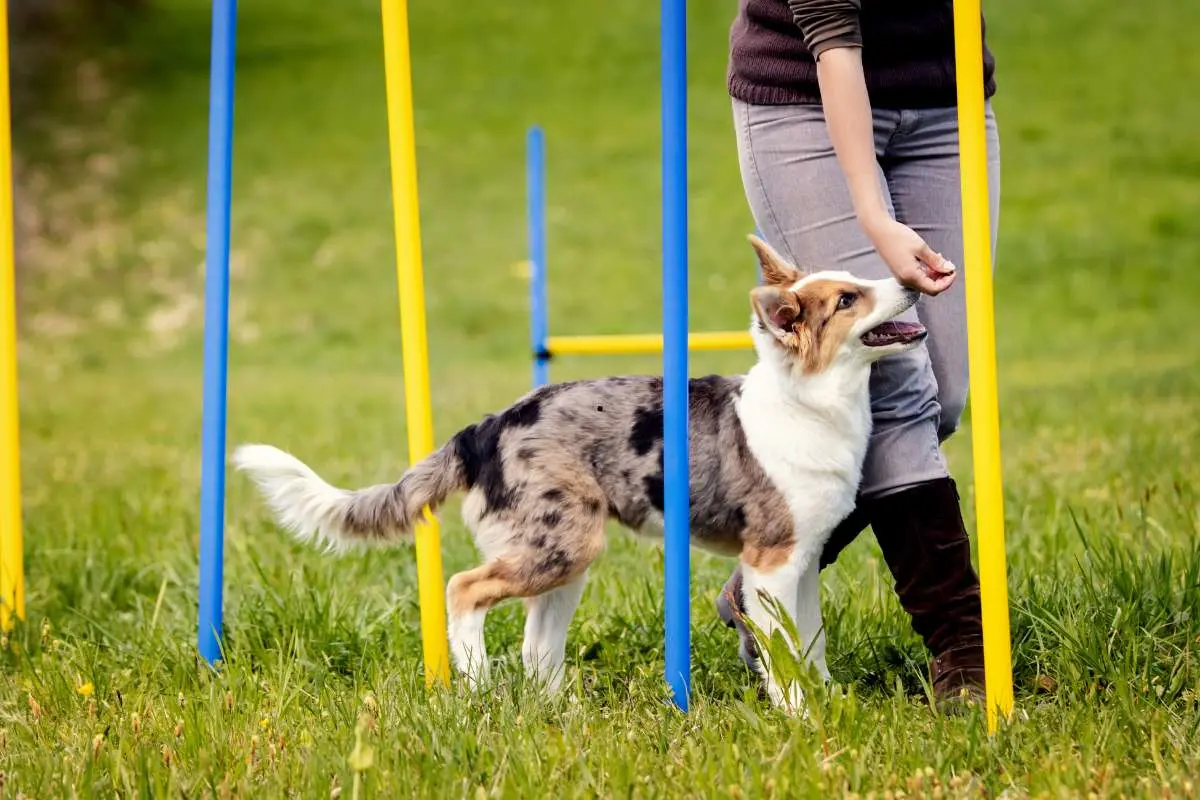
left=380, top=0, right=450, bottom=688
left=0, top=0, right=23, bottom=633
left=951, top=0, right=1013, bottom=732
left=527, top=126, right=549, bottom=389
left=661, top=0, right=690, bottom=711
left=197, top=0, right=237, bottom=665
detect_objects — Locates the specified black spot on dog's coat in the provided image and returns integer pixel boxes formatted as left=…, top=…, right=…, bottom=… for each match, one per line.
left=451, top=424, right=484, bottom=488
left=583, top=498, right=602, bottom=515
left=451, top=416, right=514, bottom=513
left=542, top=488, right=564, bottom=502
left=630, top=406, right=664, bottom=456
left=450, top=385, right=572, bottom=515
left=504, top=396, right=542, bottom=428
left=540, top=510, right=563, bottom=528
left=498, top=383, right=567, bottom=432
left=644, top=473, right=665, bottom=512
left=544, top=547, right=572, bottom=578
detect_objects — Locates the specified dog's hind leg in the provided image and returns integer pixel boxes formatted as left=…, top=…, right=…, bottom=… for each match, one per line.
left=514, top=494, right=606, bottom=695
left=521, top=573, right=588, bottom=693
left=446, top=560, right=524, bottom=691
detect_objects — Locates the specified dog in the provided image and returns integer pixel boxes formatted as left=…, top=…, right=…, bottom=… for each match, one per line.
left=232, top=235, right=927, bottom=713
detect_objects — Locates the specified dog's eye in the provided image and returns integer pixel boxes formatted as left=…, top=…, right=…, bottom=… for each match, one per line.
left=837, top=292, right=857, bottom=310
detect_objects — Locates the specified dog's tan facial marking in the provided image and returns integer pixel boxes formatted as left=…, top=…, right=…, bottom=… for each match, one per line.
left=753, top=279, right=878, bottom=374
left=795, top=279, right=877, bottom=373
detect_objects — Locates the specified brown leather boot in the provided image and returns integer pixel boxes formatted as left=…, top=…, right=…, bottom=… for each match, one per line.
left=870, top=478, right=986, bottom=708
left=716, top=503, right=872, bottom=668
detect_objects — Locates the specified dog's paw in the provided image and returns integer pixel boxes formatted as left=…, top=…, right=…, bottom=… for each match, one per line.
left=766, top=679, right=808, bottom=718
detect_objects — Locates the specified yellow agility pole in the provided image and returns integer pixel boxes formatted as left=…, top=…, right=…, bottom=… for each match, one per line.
left=380, top=0, right=450, bottom=687
left=0, top=0, right=24, bottom=633
left=546, top=330, right=752, bottom=357
left=952, top=0, right=1013, bottom=732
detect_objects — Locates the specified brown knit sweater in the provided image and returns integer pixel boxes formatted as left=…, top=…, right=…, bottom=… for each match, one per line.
left=728, top=0, right=997, bottom=109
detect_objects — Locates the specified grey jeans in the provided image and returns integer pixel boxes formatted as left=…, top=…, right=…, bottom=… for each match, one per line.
left=733, top=99, right=1001, bottom=497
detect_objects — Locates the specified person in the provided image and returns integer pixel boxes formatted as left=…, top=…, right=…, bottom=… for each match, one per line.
left=716, top=0, right=1002, bottom=706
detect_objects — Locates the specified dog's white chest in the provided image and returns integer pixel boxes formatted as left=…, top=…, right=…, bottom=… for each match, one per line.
left=735, top=376, right=870, bottom=545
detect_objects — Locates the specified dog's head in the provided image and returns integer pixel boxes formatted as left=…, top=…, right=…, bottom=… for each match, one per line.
left=746, top=234, right=927, bottom=376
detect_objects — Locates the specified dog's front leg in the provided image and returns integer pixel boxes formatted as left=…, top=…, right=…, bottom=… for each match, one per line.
left=740, top=549, right=812, bottom=714
left=793, top=559, right=830, bottom=682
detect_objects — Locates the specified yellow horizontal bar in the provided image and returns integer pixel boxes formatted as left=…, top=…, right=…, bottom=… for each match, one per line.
left=545, top=331, right=752, bottom=356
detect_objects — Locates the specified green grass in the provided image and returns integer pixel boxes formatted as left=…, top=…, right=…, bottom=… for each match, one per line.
left=3, top=0, right=1200, bottom=796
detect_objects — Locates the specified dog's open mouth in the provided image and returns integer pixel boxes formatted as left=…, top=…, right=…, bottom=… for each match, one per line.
left=861, top=321, right=927, bottom=347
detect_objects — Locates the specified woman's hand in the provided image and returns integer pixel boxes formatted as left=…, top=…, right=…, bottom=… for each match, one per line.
left=862, top=213, right=957, bottom=295
left=812, top=46, right=957, bottom=297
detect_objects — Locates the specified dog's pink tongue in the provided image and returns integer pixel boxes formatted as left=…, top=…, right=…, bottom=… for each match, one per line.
left=871, top=321, right=924, bottom=337
left=863, top=320, right=927, bottom=346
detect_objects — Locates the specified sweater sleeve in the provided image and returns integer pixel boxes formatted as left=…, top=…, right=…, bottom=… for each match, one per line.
left=787, top=0, right=863, bottom=57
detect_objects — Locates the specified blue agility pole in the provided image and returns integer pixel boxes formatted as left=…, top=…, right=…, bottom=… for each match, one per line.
left=198, top=0, right=237, bottom=666
left=661, top=0, right=690, bottom=711
left=528, top=126, right=550, bottom=389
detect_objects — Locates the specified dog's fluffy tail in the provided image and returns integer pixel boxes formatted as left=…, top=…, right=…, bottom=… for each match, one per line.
left=232, top=442, right=465, bottom=553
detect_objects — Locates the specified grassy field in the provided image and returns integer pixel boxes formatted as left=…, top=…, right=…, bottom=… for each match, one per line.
left=3, top=0, right=1199, bottom=796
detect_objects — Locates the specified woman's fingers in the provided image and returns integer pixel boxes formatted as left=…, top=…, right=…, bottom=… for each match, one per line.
left=911, top=245, right=957, bottom=295
left=917, top=243, right=954, bottom=276
left=899, top=259, right=956, bottom=295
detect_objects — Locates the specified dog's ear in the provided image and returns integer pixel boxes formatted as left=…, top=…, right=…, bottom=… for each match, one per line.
left=749, top=234, right=802, bottom=287
left=750, top=286, right=801, bottom=341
